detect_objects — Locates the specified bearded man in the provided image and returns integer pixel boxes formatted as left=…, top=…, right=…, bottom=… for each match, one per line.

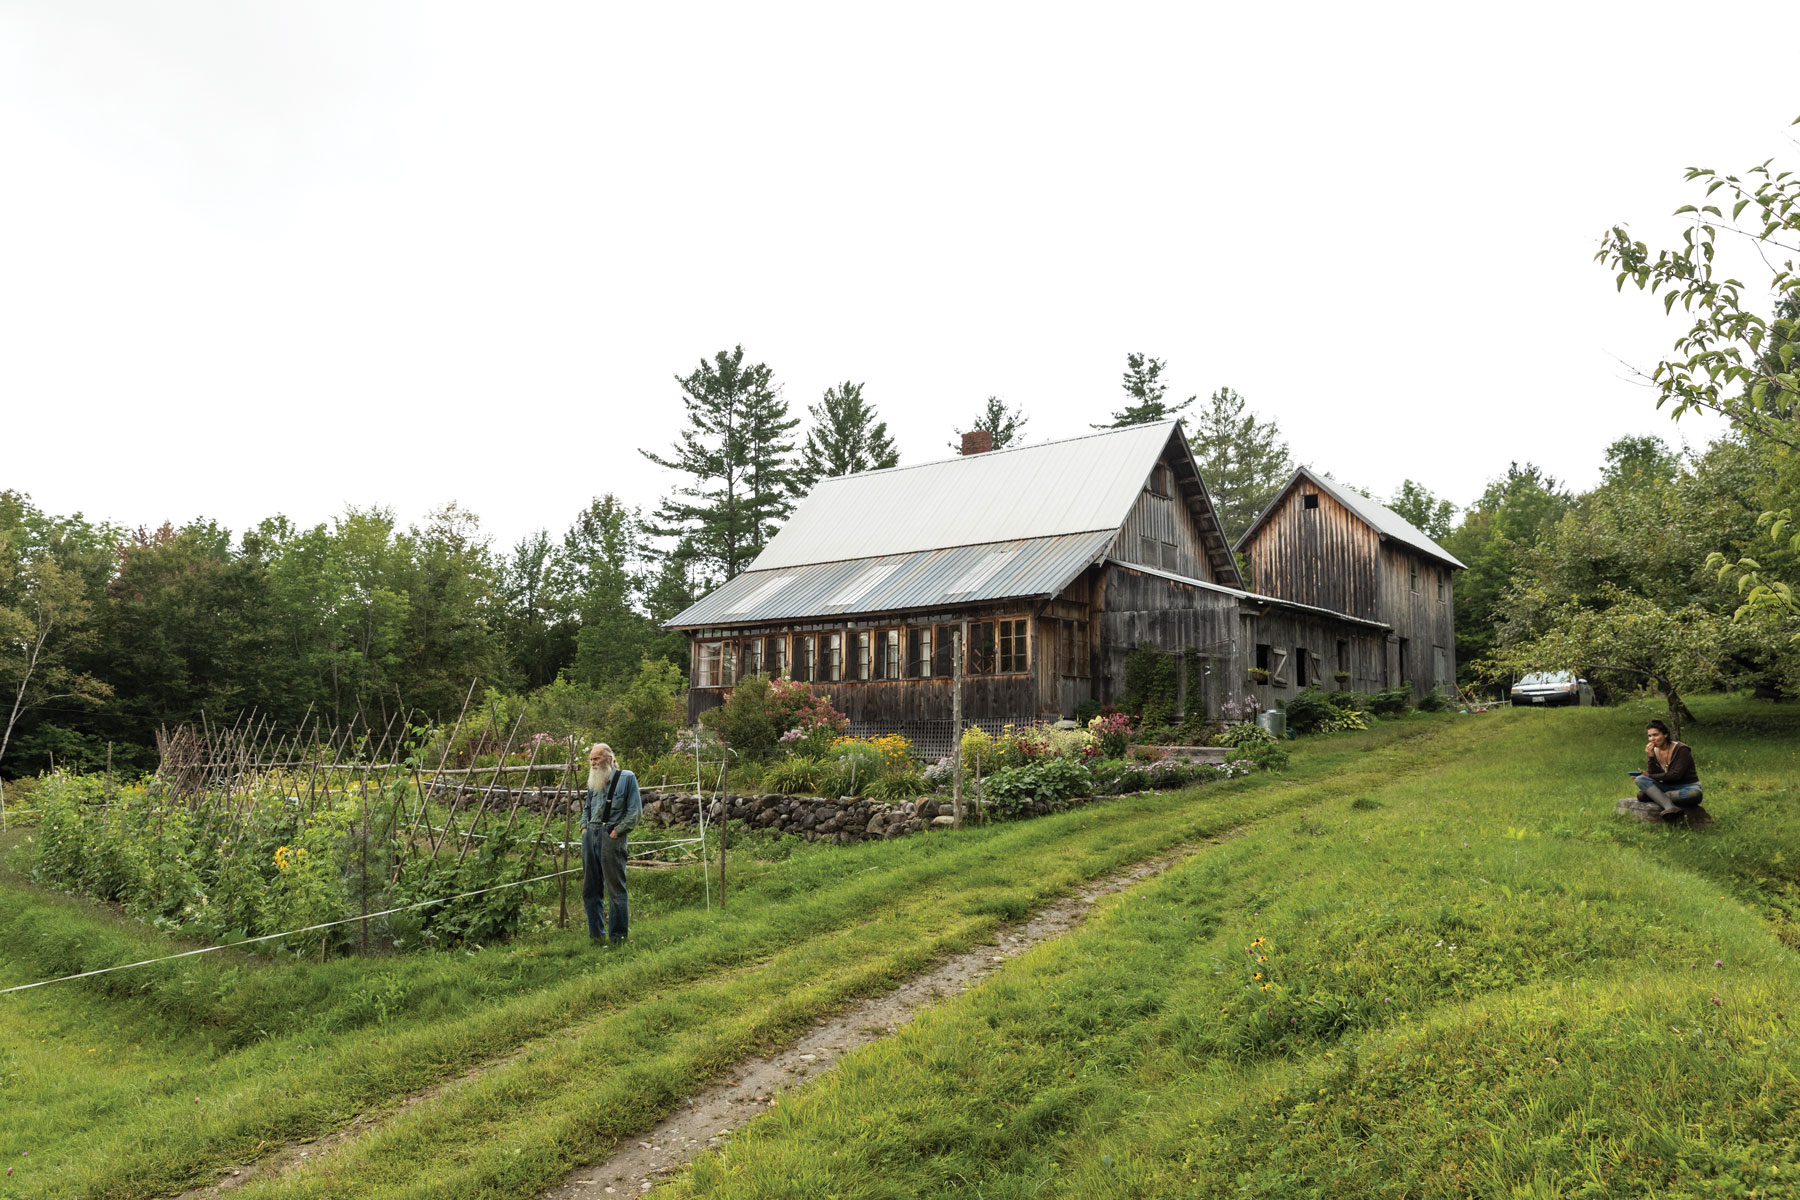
left=581, top=743, right=641, bottom=945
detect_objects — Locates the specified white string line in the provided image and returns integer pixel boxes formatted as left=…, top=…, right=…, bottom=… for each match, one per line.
left=0, top=865, right=585, bottom=996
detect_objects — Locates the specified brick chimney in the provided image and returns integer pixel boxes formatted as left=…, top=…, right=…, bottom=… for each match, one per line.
left=961, top=430, right=993, bottom=456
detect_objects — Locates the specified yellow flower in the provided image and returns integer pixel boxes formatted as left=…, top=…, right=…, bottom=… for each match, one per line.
left=1260, top=983, right=1272, bottom=992
left=1252, top=972, right=1262, bottom=980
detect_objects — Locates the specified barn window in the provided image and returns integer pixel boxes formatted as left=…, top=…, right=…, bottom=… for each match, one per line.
left=1436, top=570, right=1445, bottom=602
left=1409, top=560, right=1419, bottom=593
left=935, top=625, right=956, bottom=676
left=876, top=629, right=900, bottom=679
left=852, top=630, right=870, bottom=680
left=697, top=642, right=723, bottom=689
left=1294, top=647, right=1308, bottom=687
left=1336, top=640, right=1349, bottom=675
left=742, top=639, right=763, bottom=678
left=908, top=627, right=933, bottom=677
left=1302, top=493, right=1319, bottom=510
left=767, top=635, right=787, bottom=679
left=1255, top=643, right=1271, bottom=672
left=824, top=633, right=843, bottom=682
left=968, top=621, right=997, bottom=675
left=1062, top=619, right=1089, bottom=677
left=721, top=642, right=738, bottom=687
left=999, top=619, right=1027, bottom=673
left=794, top=635, right=815, bottom=683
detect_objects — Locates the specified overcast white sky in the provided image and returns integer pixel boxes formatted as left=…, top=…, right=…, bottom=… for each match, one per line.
left=4, top=2, right=1795, bottom=553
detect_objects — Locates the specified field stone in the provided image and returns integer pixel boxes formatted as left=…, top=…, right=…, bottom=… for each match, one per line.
left=1614, top=797, right=1716, bottom=827
left=931, top=815, right=956, bottom=828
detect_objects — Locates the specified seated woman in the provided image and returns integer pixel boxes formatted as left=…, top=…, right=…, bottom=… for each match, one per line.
left=1630, top=719, right=1703, bottom=816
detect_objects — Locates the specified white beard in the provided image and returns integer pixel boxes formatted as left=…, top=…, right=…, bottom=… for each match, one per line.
left=588, top=765, right=614, bottom=792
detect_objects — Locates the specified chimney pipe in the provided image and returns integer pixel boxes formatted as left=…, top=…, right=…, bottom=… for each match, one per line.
left=961, top=430, right=993, bottom=456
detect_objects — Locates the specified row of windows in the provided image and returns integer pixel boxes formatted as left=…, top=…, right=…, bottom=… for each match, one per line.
left=1407, top=559, right=1449, bottom=601
left=1254, top=639, right=1352, bottom=687
left=694, top=619, right=1032, bottom=689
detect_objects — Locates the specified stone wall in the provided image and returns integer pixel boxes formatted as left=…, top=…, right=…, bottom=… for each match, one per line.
left=428, top=782, right=1108, bottom=844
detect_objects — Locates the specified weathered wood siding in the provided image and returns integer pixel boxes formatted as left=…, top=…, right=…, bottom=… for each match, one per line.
left=1234, top=604, right=1389, bottom=710
left=1109, top=460, right=1216, bottom=582
left=1095, top=563, right=1243, bottom=719
left=1241, top=483, right=1382, bottom=621
left=1376, top=546, right=1456, bottom=697
left=686, top=604, right=1042, bottom=727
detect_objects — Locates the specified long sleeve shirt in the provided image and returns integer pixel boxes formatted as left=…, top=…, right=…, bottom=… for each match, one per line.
left=582, top=770, right=642, bottom=836
left=1643, top=742, right=1699, bottom=787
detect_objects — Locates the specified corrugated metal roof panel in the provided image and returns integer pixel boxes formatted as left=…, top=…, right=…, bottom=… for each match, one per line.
left=666, top=531, right=1115, bottom=628
left=1103, top=558, right=1392, bottom=631
left=747, top=422, right=1178, bottom=571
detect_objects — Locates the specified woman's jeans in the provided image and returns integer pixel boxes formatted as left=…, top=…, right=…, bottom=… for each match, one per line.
left=580, top=826, right=629, bottom=942
left=1632, top=773, right=1703, bottom=808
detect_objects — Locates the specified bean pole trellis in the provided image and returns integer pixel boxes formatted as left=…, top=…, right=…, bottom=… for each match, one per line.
left=150, top=684, right=718, bottom=949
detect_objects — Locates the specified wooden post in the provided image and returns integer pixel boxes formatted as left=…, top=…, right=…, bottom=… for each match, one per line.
left=952, top=628, right=965, bottom=830
left=717, top=750, right=728, bottom=913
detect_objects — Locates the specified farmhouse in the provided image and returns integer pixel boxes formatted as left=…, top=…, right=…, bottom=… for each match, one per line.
left=667, top=421, right=1449, bottom=748
left=1236, top=467, right=1466, bottom=700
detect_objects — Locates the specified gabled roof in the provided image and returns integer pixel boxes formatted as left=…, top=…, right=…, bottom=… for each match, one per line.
left=1235, top=467, right=1467, bottom=570
left=666, top=421, right=1242, bottom=629
left=746, top=421, right=1239, bottom=583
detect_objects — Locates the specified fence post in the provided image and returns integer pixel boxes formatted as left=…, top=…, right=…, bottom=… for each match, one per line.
left=952, top=629, right=965, bottom=830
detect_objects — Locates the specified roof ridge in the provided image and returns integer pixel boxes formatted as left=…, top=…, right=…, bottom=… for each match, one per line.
left=817, top=419, right=1180, bottom=484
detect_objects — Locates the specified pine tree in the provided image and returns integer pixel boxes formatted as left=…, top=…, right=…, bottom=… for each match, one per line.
left=641, top=346, right=796, bottom=582
left=1190, top=387, right=1294, bottom=542
left=948, top=396, right=1029, bottom=451
left=792, top=381, right=900, bottom=493
left=1095, top=353, right=1195, bottom=428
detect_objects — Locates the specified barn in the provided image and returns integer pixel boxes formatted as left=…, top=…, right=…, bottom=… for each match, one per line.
left=1235, top=467, right=1465, bottom=700
left=665, top=421, right=1423, bottom=750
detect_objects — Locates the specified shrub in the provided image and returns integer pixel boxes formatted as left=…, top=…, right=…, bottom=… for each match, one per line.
left=829, top=741, right=885, bottom=794
left=1279, top=687, right=1340, bottom=735
left=1218, top=721, right=1275, bottom=748
left=1232, top=737, right=1290, bottom=770
left=1367, top=686, right=1412, bottom=716
left=1087, top=711, right=1132, bottom=757
left=604, top=657, right=688, bottom=762
left=1041, top=725, right=1098, bottom=760
left=1415, top=688, right=1451, bottom=713
left=981, top=757, right=1093, bottom=817
left=1074, top=699, right=1102, bottom=726
left=960, top=726, right=997, bottom=775
left=699, top=674, right=781, bottom=761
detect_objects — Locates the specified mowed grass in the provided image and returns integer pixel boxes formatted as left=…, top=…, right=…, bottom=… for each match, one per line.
left=665, top=696, right=1800, bottom=1200
left=0, top=717, right=1460, bottom=1200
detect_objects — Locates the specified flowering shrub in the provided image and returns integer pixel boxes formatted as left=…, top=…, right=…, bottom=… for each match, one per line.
left=960, top=726, right=996, bottom=774
left=1087, top=711, right=1133, bottom=757
left=1219, top=694, right=1264, bottom=724
left=834, top=733, right=916, bottom=774
left=765, top=678, right=849, bottom=757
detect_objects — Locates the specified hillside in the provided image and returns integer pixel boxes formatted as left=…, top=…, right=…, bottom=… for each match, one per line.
left=2, top=697, right=1796, bottom=1199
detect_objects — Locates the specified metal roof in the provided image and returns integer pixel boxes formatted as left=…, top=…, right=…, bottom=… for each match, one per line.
left=666, top=531, right=1115, bottom=629
left=746, top=421, right=1181, bottom=571
left=1236, top=467, right=1467, bottom=570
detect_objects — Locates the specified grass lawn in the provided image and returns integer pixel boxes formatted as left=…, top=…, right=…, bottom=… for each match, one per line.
left=666, top=695, right=1800, bottom=1199
left=2, top=696, right=1796, bottom=1198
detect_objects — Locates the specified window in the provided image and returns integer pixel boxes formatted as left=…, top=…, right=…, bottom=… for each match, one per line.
left=742, top=638, right=762, bottom=678
left=1336, top=640, right=1349, bottom=675
left=1062, top=619, right=1088, bottom=677
left=968, top=621, right=997, bottom=675
left=1303, top=493, right=1319, bottom=510
left=697, top=641, right=723, bottom=688
left=722, top=641, right=738, bottom=687
left=1397, top=637, right=1410, bottom=684
left=794, top=635, right=814, bottom=683
left=1409, top=560, right=1419, bottom=593
left=852, top=630, right=871, bottom=680
left=1255, top=643, right=1272, bottom=672
left=934, top=625, right=956, bottom=676
left=824, top=632, right=843, bottom=681
left=1295, top=647, right=1308, bottom=687
left=908, top=626, right=933, bottom=678
left=999, top=619, right=1027, bottom=673
left=767, top=635, right=787, bottom=679
left=877, top=629, right=900, bottom=679
left=1436, top=570, right=1445, bottom=602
